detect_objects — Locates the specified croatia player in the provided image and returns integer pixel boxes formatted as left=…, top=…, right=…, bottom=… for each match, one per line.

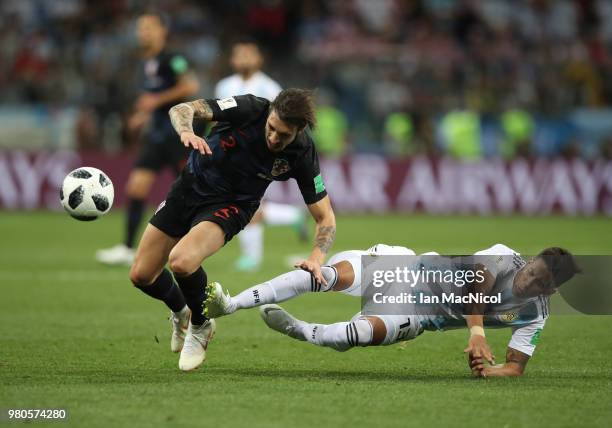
left=206, top=244, right=580, bottom=377
left=129, top=89, right=336, bottom=371
left=215, top=39, right=307, bottom=271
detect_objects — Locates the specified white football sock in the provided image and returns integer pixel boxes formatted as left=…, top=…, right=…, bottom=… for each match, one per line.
left=230, top=267, right=338, bottom=310
left=238, top=223, right=263, bottom=263
left=302, top=318, right=373, bottom=351
left=263, top=202, right=302, bottom=226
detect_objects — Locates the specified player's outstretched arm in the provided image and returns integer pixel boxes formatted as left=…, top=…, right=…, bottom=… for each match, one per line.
left=169, top=99, right=213, bottom=155
left=463, top=263, right=496, bottom=364
left=294, top=195, right=336, bottom=286
left=471, top=347, right=530, bottom=378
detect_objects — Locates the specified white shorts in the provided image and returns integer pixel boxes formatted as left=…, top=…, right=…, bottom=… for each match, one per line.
left=327, top=245, right=423, bottom=346
left=326, top=244, right=416, bottom=297
left=350, top=312, right=424, bottom=345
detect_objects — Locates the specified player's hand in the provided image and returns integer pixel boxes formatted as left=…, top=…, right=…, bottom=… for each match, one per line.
left=135, top=93, right=160, bottom=112
left=294, top=259, right=327, bottom=287
left=180, top=131, right=212, bottom=155
left=464, top=335, right=495, bottom=365
left=468, top=354, right=486, bottom=377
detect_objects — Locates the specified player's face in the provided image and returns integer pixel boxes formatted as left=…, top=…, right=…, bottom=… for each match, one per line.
left=137, top=15, right=166, bottom=50
left=231, top=44, right=263, bottom=76
left=513, top=258, right=556, bottom=298
left=265, top=110, right=298, bottom=153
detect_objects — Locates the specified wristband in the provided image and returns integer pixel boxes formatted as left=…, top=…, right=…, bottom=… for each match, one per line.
left=470, top=326, right=485, bottom=337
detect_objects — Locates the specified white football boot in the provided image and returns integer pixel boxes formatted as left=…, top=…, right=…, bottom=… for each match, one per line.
left=259, top=304, right=306, bottom=341
left=178, top=319, right=216, bottom=372
left=169, top=307, right=190, bottom=353
left=204, top=282, right=235, bottom=319
left=95, top=244, right=135, bottom=266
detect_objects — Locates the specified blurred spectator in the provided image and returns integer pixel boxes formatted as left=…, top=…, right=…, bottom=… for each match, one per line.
left=312, top=90, right=348, bottom=158
left=1, top=0, right=612, bottom=158
left=440, top=109, right=482, bottom=160
left=500, top=108, right=535, bottom=158
left=383, top=112, right=413, bottom=157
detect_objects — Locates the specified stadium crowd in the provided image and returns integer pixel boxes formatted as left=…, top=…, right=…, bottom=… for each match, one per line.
left=1, top=0, right=611, bottom=158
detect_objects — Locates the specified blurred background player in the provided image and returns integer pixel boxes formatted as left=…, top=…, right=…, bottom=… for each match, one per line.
left=215, top=40, right=308, bottom=272
left=96, top=12, right=200, bottom=265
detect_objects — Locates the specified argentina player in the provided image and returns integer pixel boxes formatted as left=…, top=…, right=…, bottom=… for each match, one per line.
left=206, top=244, right=580, bottom=377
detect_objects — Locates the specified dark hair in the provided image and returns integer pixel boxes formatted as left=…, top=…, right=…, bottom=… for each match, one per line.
left=139, top=11, right=170, bottom=28
left=231, top=36, right=261, bottom=48
left=271, top=88, right=316, bottom=130
left=537, top=247, right=581, bottom=287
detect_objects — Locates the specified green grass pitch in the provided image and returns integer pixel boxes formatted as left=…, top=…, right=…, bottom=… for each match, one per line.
left=1, top=212, right=611, bottom=427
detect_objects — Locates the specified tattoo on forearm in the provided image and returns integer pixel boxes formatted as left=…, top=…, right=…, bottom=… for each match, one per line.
left=169, top=103, right=195, bottom=135
left=169, top=100, right=213, bottom=135
left=315, top=226, right=336, bottom=254
left=190, top=99, right=213, bottom=119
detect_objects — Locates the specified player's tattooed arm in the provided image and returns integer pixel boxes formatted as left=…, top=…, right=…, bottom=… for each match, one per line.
left=169, top=99, right=213, bottom=155
left=307, top=195, right=337, bottom=260
left=315, top=225, right=336, bottom=255
left=169, top=99, right=213, bottom=135
left=295, top=196, right=336, bottom=285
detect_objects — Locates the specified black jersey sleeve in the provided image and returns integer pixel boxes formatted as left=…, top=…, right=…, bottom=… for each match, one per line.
left=291, top=143, right=328, bottom=205
left=206, top=94, right=269, bottom=127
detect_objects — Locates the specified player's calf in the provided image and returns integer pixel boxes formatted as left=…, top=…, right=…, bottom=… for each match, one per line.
left=306, top=317, right=375, bottom=351
left=206, top=266, right=339, bottom=317
left=261, top=308, right=422, bottom=352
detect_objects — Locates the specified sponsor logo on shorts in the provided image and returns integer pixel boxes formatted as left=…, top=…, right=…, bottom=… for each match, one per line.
left=253, top=289, right=260, bottom=304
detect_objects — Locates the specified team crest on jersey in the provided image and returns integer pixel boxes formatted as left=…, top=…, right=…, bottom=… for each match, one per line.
left=271, top=158, right=290, bottom=176
left=499, top=312, right=517, bottom=323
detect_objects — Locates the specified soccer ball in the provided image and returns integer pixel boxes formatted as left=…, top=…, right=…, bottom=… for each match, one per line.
left=60, top=167, right=114, bottom=221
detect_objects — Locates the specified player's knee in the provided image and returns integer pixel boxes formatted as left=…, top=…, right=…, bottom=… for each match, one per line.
left=364, top=316, right=387, bottom=346
left=330, top=261, right=354, bottom=291
left=125, top=171, right=154, bottom=198
left=168, top=251, right=199, bottom=277
left=129, top=263, right=155, bottom=287
left=125, top=182, right=148, bottom=199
